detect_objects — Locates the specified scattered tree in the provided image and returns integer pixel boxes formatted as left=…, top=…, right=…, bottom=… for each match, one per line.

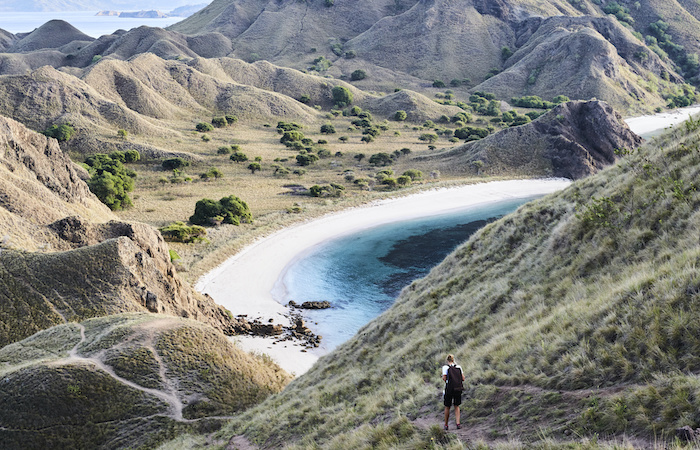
left=196, top=122, right=214, bottom=132
left=42, top=123, right=76, bottom=142
left=332, top=85, right=353, bottom=107
left=369, top=152, right=393, bottom=166
left=190, top=195, right=252, bottom=226
left=394, top=110, right=407, bottom=121
left=247, top=162, right=262, bottom=174
left=320, top=123, right=336, bottom=134
left=162, top=158, right=190, bottom=171
left=83, top=154, right=135, bottom=210
left=350, top=69, right=367, bottom=81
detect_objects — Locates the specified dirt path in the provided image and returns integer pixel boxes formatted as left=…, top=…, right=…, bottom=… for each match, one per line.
left=60, top=321, right=237, bottom=424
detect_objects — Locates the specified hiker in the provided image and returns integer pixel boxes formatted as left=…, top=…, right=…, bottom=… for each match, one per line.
left=442, top=354, right=465, bottom=430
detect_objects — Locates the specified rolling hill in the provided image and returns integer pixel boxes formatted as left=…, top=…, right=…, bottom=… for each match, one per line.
left=171, top=0, right=700, bottom=114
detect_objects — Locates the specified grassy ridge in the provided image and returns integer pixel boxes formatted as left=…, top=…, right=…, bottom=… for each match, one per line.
left=201, top=116, right=700, bottom=447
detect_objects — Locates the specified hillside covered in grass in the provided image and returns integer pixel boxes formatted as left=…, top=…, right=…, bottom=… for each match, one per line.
left=178, top=116, right=700, bottom=448
left=171, top=0, right=700, bottom=114
left=0, top=313, right=291, bottom=449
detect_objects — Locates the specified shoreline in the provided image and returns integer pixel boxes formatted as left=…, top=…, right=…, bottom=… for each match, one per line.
left=196, top=178, right=571, bottom=376
left=625, top=104, right=700, bottom=138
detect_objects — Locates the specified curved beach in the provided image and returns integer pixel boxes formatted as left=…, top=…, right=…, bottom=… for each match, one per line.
left=196, top=179, right=571, bottom=375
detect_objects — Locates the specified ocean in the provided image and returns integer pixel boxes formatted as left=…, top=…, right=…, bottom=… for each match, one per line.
left=0, top=11, right=183, bottom=38
left=279, top=196, right=540, bottom=351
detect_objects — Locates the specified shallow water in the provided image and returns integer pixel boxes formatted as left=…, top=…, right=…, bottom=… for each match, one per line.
left=0, top=12, right=183, bottom=38
left=280, top=197, right=539, bottom=350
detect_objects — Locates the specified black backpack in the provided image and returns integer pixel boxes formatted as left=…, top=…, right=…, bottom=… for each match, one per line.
left=446, top=365, right=463, bottom=392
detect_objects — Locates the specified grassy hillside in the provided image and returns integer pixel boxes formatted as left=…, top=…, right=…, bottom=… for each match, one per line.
left=169, top=0, right=700, bottom=114
left=170, top=115, right=700, bottom=448
left=0, top=313, right=291, bottom=449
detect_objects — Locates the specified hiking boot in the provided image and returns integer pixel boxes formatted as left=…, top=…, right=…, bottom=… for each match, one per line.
left=456, top=423, right=462, bottom=429
left=444, top=425, right=448, bottom=430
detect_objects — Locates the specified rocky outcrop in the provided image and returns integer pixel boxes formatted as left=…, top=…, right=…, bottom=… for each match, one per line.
left=421, top=100, right=641, bottom=179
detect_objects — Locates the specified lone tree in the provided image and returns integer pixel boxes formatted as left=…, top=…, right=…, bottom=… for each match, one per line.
left=394, top=110, right=407, bottom=121
left=247, top=162, right=262, bottom=174
left=332, top=85, right=353, bottom=107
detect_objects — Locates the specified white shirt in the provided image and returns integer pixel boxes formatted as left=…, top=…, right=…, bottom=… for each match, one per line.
left=442, top=363, right=462, bottom=380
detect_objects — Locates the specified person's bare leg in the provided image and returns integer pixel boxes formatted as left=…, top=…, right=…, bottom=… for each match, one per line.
left=455, top=406, right=461, bottom=427
left=444, top=406, right=450, bottom=428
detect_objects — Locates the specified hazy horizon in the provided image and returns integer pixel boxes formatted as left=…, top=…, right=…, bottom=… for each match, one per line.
left=0, top=0, right=211, bottom=13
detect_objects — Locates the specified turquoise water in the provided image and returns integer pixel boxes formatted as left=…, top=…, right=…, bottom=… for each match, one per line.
left=281, top=197, right=540, bottom=350
left=0, top=12, right=183, bottom=38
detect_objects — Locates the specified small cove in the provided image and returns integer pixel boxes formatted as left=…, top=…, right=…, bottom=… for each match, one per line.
left=279, top=197, right=539, bottom=350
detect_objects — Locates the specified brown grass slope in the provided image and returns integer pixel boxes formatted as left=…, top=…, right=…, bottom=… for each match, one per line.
left=209, top=114, right=700, bottom=449
left=0, top=29, right=17, bottom=52
left=422, top=100, right=642, bottom=179
left=0, top=115, right=112, bottom=251
left=0, top=313, right=291, bottom=450
left=479, top=16, right=680, bottom=114
left=7, top=19, right=94, bottom=53
left=0, top=116, right=245, bottom=348
left=171, top=0, right=700, bottom=114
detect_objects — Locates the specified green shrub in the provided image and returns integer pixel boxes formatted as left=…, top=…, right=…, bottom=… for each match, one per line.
left=455, top=126, right=489, bottom=140
left=217, top=146, right=232, bottom=155
left=117, top=129, right=128, bottom=139
left=309, top=184, right=344, bottom=197
left=190, top=195, right=252, bottom=226
left=394, top=110, right=407, bottom=121
left=247, top=162, right=261, bottom=174
left=196, top=122, right=214, bottom=132
left=369, top=152, right=394, bottom=166
left=159, top=222, right=207, bottom=243
left=418, top=133, right=438, bottom=144
left=350, top=69, right=366, bottom=81
left=332, top=86, right=353, bottom=107
left=281, top=131, right=305, bottom=145
left=211, top=117, right=227, bottom=128
left=83, top=154, right=135, bottom=210
left=402, top=169, right=423, bottom=181
left=200, top=167, right=223, bottom=180
left=320, top=124, right=336, bottom=134
left=123, top=150, right=140, bottom=163
left=277, top=121, right=302, bottom=132
left=432, top=80, right=446, bottom=88
left=162, top=158, right=189, bottom=171
left=296, top=153, right=319, bottom=166
left=397, top=175, right=412, bottom=186
left=299, top=95, right=311, bottom=104
left=225, top=115, right=238, bottom=125
left=42, top=123, right=76, bottom=142
left=230, top=151, right=249, bottom=163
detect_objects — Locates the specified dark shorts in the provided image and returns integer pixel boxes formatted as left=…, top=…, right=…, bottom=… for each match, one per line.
left=444, top=389, right=462, bottom=407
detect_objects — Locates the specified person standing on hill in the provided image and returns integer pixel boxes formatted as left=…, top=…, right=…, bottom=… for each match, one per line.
left=442, top=354, right=465, bottom=430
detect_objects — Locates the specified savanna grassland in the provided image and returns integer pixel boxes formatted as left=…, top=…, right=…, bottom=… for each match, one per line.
left=111, top=96, right=522, bottom=282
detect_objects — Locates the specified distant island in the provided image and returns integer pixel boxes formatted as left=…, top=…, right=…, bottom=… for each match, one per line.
left=96, top=4, right=206, bottom=18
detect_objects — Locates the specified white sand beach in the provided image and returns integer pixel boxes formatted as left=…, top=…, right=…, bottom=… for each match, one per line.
left=626, top=105, right=700, bottom=138
left=196, top=179, right=571, bottom=376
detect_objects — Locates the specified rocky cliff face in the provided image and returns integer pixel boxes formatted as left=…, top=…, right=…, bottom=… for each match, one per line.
left=422, top=100, right=642, bottom=179
left=0, top=115, right=247, bottom=348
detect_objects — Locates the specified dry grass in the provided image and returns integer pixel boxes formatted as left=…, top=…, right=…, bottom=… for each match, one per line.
left=113, top=108, right=499, bottom=281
